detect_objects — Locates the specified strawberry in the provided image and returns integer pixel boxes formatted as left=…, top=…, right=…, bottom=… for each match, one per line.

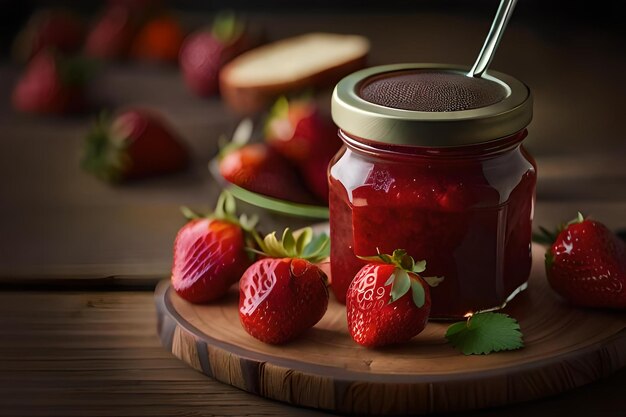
left=346, top=250, right=443, bottom=347
left=239, top=228, right=330, bottom=344
left=264, top=97, right=341, bottom=202
left=172, top=192, right=257, bottom=304
left=12, top=9, right=84, bottom=62
left=11, top=50, right=90, bottom=115
left=537, top=213, right=626, bottom=309
left=218, top=142, right=317, bottom=204
left=84, top=4, right=137, bottom=60
left=82, top=109, right=189, bottom=182
left=179, top=12, right=259, bottom=97
left=130, top=13, right=184, bottom=63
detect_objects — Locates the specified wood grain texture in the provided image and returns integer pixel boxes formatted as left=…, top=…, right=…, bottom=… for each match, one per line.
left=156, top=245, right=626, bottom=415
left=1, top=290, right=626, bottom=417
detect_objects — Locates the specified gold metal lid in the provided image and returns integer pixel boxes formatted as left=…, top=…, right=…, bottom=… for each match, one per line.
left=331, top=63, right=532, bottom=147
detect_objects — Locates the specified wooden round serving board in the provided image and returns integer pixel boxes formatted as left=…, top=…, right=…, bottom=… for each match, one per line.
left=155, top=245, right=626, bottom=415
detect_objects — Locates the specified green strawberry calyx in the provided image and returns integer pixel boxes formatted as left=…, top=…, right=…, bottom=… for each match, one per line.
left=211, top=11, right=244, bottom=44
left=359, top=249, right=444, bottom=308
left=263, top=95, right=316, bottom=142
left=180, top=190, right=258, bottom=233
left=217, top=118, right=254, bottom=161
left=250, top=227, right=330, bottom=263
left=533, top=212, right=585, bottom=246
left=534, top=212, right=586, bottom=269
left=81, top=112, right=129, bottom=183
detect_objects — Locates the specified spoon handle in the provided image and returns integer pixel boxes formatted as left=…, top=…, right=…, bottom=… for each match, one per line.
left=468, top=0, right=518, bottom=78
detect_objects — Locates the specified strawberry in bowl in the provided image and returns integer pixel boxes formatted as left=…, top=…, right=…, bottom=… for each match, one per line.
left=265, top=97, right=341, bottom=203
left=239, top=227, right=330, bottom=344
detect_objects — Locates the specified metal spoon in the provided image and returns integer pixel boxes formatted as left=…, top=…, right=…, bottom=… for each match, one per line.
left=468, top=0, right=518, bottom=78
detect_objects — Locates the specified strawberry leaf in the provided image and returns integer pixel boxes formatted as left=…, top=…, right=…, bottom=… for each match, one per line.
left=211, top=10, right=243, bottom=43
left=180, top=206, right=201, bottom=221
left=423, top=276, right=444, bottom=287
left=294, top=228, right=312, bottom=255
left=446, top=312, right=524, bottom=355
left=413, top=260, right=427, bottom=273
left=390, top=268, right=410, bottom=303
left=410, top=278, right=426, bottom=308
left=282, top=228, right=297, bottom=256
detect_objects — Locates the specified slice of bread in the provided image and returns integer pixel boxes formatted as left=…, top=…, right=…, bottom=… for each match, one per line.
left=219, top=33, right=369, bottom=114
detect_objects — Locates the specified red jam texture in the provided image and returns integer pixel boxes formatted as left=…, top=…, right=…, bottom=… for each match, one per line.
left=329, top=130, right=536, bottom=319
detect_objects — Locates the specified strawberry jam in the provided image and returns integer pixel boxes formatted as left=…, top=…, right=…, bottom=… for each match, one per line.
left=330, top=64, right=535, bottom=318
left=329, top=130, right=536, bottom=319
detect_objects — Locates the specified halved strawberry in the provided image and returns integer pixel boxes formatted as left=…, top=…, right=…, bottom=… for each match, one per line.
left=179, top=12, right=260, bottom=97
left=12, top=50, right=90, bottom=115
left=265, top=97, right=341, bottom=202
left=82, top=109, right=189, bottom=182
left=347, top=250, right=443, bottom=347
left=239, top=228, right=330, bottom=344
left=172, top=192, right=257, bottom=304
left=218, top=142, right=317, bottom=204
left=537, top=213, right=626, bottom=309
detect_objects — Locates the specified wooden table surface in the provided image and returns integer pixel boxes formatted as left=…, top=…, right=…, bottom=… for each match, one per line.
left=1, top=11, right=625, bottom=417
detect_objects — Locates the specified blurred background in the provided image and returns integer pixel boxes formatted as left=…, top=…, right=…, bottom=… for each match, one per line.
left=0, top=0, right=625, bottom=281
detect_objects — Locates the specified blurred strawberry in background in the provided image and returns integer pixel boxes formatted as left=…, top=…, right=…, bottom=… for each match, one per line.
left=265, top=97, right=341, bottom=203
left=82, top=109, right=189, bottom=182
left=84, top=4, right=137, bottom=60
left=12, top=9, right=84, bottom=63
left=131, top=13, right=184, bottom=63
left=12, top=50, right=92, bottom=115
left=179, top=12, right=261, bottom=97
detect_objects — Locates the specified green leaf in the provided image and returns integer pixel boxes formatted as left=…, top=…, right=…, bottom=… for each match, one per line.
left=262, top=232, right=287, bottom=257
left=282, top=228, right=296, bottom=257
left=390, top=269, right=410, bottom=303
left=445, top=312, right=524, bottom=355
left=211, top=10, right=242, bottom=43
left=384, top=273, right=395, bottom=286
left=413, top=260, right=427, bottom=273
left=294, top=228, right=313, bottom=254
left=301, top=232, right=330, bottom=261
left=180, top=206, right=200, bottom=221
left=255, top=227, right=329, bottom=262
left=410, top=278, right=426, bottom=308
left=423, top=276, right=444, bottom=287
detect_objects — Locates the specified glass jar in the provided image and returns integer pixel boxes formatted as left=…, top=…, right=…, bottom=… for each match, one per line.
left=329, top=64, right=535, bottom=319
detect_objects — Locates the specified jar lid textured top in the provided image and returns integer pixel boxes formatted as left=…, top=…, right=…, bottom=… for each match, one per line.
left=332, top=63, right=532, bottom=147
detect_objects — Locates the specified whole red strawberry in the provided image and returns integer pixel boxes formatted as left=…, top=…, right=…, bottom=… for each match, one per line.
left=12, top=50, right=89, bottom=115
left=219, top=142, right=317, bottom=204
left=265, top=97, right=341, bottom=202
left=179, top=12, right=259, bottom=97
left=84, top=4, right=137, bottom=60
left=239, top=228, right=330, bottom=344
left=82, top=109, right=189, bottom=182
left=13, top=9, right=84, bottom=62
left=347, top=250, right=443, bottom=347
left=172, top=192, right=257, bottom=303
left=538, top=213, right=626, bottom=309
